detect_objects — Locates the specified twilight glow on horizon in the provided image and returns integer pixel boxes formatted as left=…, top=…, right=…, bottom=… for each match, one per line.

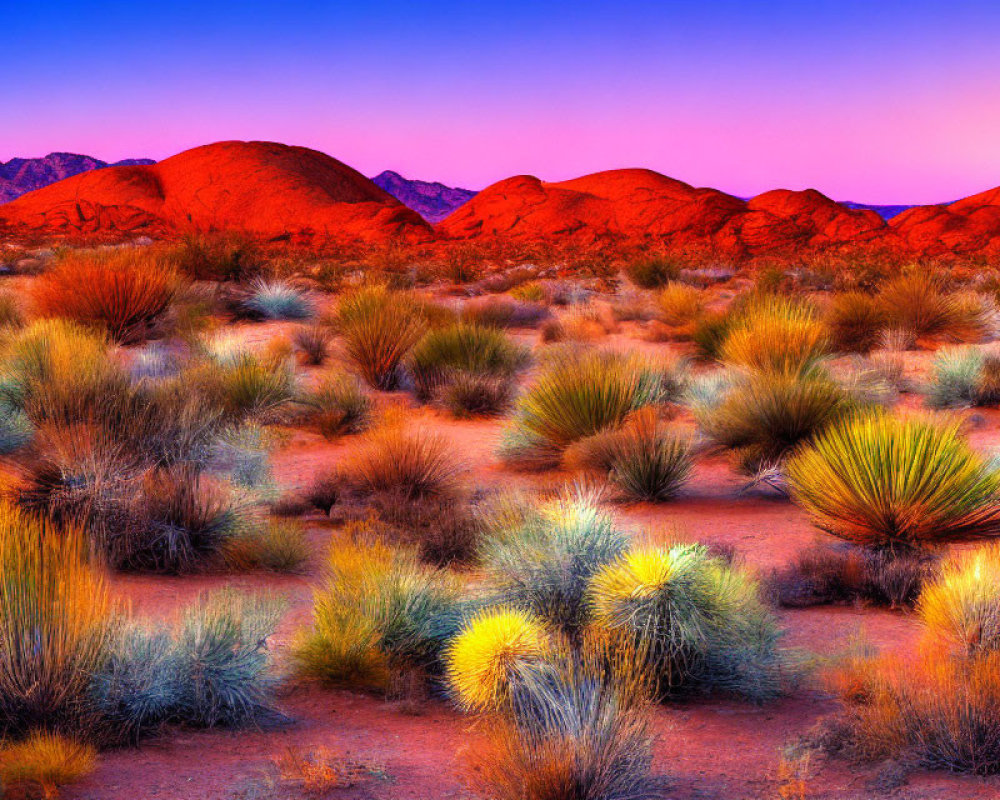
left=5, top=0, right=1000, bottom=205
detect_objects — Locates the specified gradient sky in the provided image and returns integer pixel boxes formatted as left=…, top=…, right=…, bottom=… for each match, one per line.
left=5, top=0, right=1000, bottom=204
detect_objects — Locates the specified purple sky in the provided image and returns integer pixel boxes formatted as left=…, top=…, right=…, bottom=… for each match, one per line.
left=4, top=1, right=1000, bottom=203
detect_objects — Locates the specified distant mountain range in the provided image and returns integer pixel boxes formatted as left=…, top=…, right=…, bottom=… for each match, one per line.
left=0, top=152, right=155, bottom=204
left=0, top=150, right=928, bottom=224
left=371, top=170, right=476, bottom=222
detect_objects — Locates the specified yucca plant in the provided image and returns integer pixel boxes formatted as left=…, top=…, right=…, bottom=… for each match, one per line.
left=408, top=323, right=530, bottom=403
left=720, top=295, right=829, bottom=375
left=787, top=412, right=1000, bottom=551
left=335, top=285, right=427, bottom=389
left=445, top=607, right=551, bottom=712
left=566, top=408, right=692, bottom=502
left=32, top=248, right=182, bottom=344
left=479, top=490, right=629, bottom=635
left=0, top=504, right=114, bottom=736
left=694, top=366, right=855, bottom=473
left=500, top=349, right=666, bottom=468
left=241, top=278, right=313, bottom=320
left=588, top=543, right=783, bottom=701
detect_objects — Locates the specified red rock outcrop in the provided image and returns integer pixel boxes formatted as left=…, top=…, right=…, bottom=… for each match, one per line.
left=436, top=169, right=887, bottom=256
left=891, top=186, right=1000, bottom=256
left=0, top=141, right=432, bottom=242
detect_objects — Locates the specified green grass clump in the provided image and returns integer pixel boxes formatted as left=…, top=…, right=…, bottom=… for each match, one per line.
left=826, top=290, right=887, bottom=353
left=301, top=371, right=373, bottom=438
left=223, top=519, right=311, bottom=573
left=589, top=542, right=783, bottom=701
left=408, top=323, right=530, bottom=413
left=787, top=412, right=1000, bottom=550
left=335, top=286, right=428, bottom=389
left=625, top=255, right=683, bottom=289
left=694, top=366, right=855, bottom=473
left=500, top=349, right=667, bottom=469
left=720, top=295, right=829, bottom=375
left=925, top=346, right=1000, bottom=409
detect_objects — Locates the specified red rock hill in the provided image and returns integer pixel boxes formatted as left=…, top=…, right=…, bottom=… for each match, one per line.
left=890, top=186, right=1000, bottom=256
left=436, top=169, right=888, bottom=256
left=0, top=141, right=431, bottom=242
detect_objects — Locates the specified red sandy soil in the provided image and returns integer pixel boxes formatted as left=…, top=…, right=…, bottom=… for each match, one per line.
left=0, top=141, right=432, bottom=243
left=54, top=315, right=1000, bottom=800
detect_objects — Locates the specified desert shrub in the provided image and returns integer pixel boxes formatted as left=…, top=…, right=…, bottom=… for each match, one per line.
left=301, top=371, right=372, bottom=438
left=445, top=607, right=551, bottom=712
left=241, top=278, right=313, bottom=320
left=190, top=349, right=296, bottom=421
left=767, top=542, right=933, bottom=608
left=787, top=412, right=1000, bottom=550
left=439, top=372, right=518, bottom=417
left=0, top=505, right=114, bottom=737
left=169, top=232, right=267, bottom=282
left=626, top=255, right=682, bottom=289
left=0, top=398, right=32, bottom=454
left=565, top=408, right=692, bottom=501
left=362, top=491, right=480, bottom=566
left=461, top=296, right=550, bottom=329
left=589, top=543, right=783, bottom=701
left=479, top=491, right=629, bottom=636
left=172, top=589, right=283, bottom=727
left=826, top=291, right=887, bottom=353
left=222, top=519, right=310, bottom=573
left=111, top=466, right=242, bottom=573
left=694, top=366, right=855, bottom=473
left=925, top=346, right=1000, bottom=409
left=292, top=324, right=331, bottom=365
left=865, top=349, right=908, bottom=393
left=465, top=639, right=656, bottom=800
left=656, top=281, right=704, bottom=328
left=0, top=731, right=96, bottom=799
left=720, top=295, right=829, bottom=375
left=691, top=309, right=736, bottom=362
left=408, top=323, right=530, bottom=404
left=304, top=470, right=340, bottom=513
left=878, top=272, right=986, bottom=342
left=500, top=349, right=666, bottom=468
left=296, top=538, right=460, bottom=689
left=33, top=248, right=181, bottom=344
left=917, top=545, right=1000, bottom=655
left=0, top=290, right=24, bottom=329
left=335, top=285, right=427, bottom=389
left=338, top=423, right=465, bottom=503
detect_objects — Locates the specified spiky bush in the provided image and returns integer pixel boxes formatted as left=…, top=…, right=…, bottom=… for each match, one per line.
left=501, top=349, right=666, bottom=468
left=720, top=295, right=828, bottom=375
left=335, top=286, right=427, bottom=389
left=826, top=290, right=887, bottom=353
left=191, top=350, right=296, bottom=421
left=917, top=545, right=1000, bottom=655
left=566, top=408, right=692, bottom=501
left=292, top=324, right=332, bottom=365
left=173, top=589, right=283, bottom=728
left=445, top=607, right=551, bottom=712
left=691, top=309, right=736, bottom=362
left=439, top=372, right=519, bottom=418
left=588, top=543, right=783, bottom=701
left=296, top=538, right=460, bottom=689
left=625, top=255, right=682, bottom=289
left=168, top=232, right=266, bottom=282
left=408, top=323, right=530, bottom=404
left=0, top=731, right=97, bottom=798
left=878, top=272, right=986, bottom=342
left=787, top=412, right=1000, bottom=550
left=694, top=366, right=855, bottom=473
left=32, top=248, right=181, bottom=344
left=301, top=371, right=372, bottom=438
left=656, top=281, right=704, bottom=328
left=466, top=639, right=656, bottom=800
left=241, top=278, right=314, bottom=320
left=223, top=519, right=310, bottom=573
left=0, top=505, right=114, bottom=736
left=338, top=424, right=466, bottom=501
left=479, top=491, right=629, bottom=635
left=925, top=346, right=1000, bottom=409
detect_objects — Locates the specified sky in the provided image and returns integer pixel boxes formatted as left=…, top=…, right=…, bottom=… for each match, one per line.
left=4, top=0, right=1000, bottom=204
